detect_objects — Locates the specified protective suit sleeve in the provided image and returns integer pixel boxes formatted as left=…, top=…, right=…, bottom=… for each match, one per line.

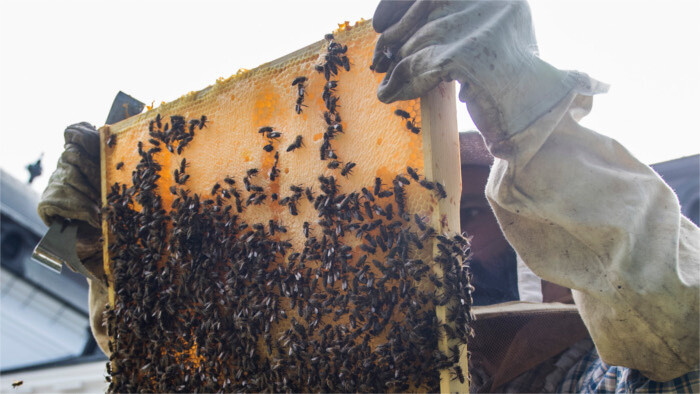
left=370, top=0, right=698, bottom=381
left=483, top=78, right=700, bottom=381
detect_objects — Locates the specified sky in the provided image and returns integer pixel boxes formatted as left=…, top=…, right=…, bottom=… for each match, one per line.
left=0, top=0, right=698, bottom=194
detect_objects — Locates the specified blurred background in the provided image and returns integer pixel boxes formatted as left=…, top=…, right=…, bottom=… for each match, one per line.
left=0, top=0, right=698, bottom=392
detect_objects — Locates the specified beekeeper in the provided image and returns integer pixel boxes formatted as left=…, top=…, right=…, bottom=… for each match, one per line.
left=370, top=0, right=699, bottom=391
left=36, top=0, right=698, bottom=392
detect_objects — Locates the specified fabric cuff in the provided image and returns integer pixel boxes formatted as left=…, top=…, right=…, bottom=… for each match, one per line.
left=502, top=58, right=609, bottom=140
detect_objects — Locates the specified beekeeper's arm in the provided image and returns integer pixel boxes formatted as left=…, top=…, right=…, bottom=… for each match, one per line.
left=371, top=0, right=698, bottom=381
left=37, top=123, right=111, bottom=356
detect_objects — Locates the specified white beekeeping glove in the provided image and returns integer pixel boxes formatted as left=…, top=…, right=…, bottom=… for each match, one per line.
left=371, top=0, right=607, bottom=142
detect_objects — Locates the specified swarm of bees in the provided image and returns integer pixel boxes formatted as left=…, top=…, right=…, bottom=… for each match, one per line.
left=103, top=33, right=472, bottom=393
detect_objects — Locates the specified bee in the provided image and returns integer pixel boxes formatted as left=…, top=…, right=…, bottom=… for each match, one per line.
left=324, top=33, right=334, bottom=41
left=354, top=188, right=372, bottom=204
left=406, top=166, right=420, bottom=181
left=419, top=179, right=435, bottom=190
left=414, top=214, right=428, bottom=231
left=327, top=160, right=341, bottom=169
left=395, top=174, right=410, bottom=185
left=435, top=182, right=447, bottom=199
left=211, top=183, right=221, bottom=195
left=291, top=76, right=307, bottom=86
left=116, top=162, right=124, bottom=170
left=324, top=64, right=333, bottom=80
left=451, top=366, right=465, bottom=384
left=320, top=140, right=331, bottom=160
left=340, top=162, right=355, bottom=177
left=384, top=203, right=394, bottom=220
left=373, top=177, right=382, bottom=195
left=323, top=111, right=334, bottom=125
left=269, top=163, right=280, bottom=182
left=106, top=134, right=117, bottom=148
left=199, top=115, right=208, bottom=129
left=323, top=85, right=340, bottom=101
left=394, top=109, right=410, bottom=119
left=234, top=194, right=244, bottom=212
left=327, top=123, right=343, bottom=134
left=363, top=201, right=374, bottom=219
left=305, top=187, right=315, bottom=202
left=12, top=380, right=23, bottom=388
left=286, top=135, right=304, bottom=152
left=246, top=168, right=259, bottom=177
left=407, top=120, right=421, bottom=134
left=326, top=147, right=338, bottom=159
left=246, top=193, right=267, bottom=206
left=290, top=185, right=303, bottom=196
left=303, top=222, right=310, bottom=238
left=224, top=176, right=235, bottom=185
left=429, top=273, right=443, bottom=288
left=295, top=97, right=307, bottom=114
left=377, top=190, right=393, bottom=198
left=325, top=96, right=340, bottom=113
left=258, top=126, right=273, bottom=135
left=263, top=143, right=274, bottom=152
left=327, top=112, right=341, bottom=125
left=360, top=244, right=376, bottom=254
left=176, top=173, right=189, bottom=185
left=267, top=131, right=282, bottom=139
left=189, top=118, right=200, bottom=132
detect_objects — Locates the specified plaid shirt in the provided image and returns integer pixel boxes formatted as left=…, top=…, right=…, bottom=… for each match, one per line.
left=558, top=347, right=699, bottom=393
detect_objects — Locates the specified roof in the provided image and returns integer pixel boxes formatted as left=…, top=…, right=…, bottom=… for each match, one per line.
left=0, top=169, right=47, bottom=236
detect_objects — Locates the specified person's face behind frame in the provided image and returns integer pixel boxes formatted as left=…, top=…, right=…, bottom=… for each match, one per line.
left=460, top=165, right=519, bottom=305
left=460, top=165, right=573, bottom=305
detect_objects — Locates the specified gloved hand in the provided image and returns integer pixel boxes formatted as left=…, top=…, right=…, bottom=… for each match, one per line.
left=371, top=0, right=607, bottom=141
left=38, top=122, right=111, bottom=354
left=38, top=122, right=105, bottom=284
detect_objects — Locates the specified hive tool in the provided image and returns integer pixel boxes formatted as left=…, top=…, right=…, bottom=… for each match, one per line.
left=31, top=91, right=144, bottom=277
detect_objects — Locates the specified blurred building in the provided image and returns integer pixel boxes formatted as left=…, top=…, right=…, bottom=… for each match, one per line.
left=0, top=169, right=107, bottom=393
left=650, top=154, right=699, bottom=226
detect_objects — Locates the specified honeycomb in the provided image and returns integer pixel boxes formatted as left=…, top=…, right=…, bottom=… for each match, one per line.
left=100, top=20, right=471, bottom=393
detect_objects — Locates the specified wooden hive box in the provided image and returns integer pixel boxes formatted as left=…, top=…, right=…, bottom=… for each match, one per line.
left=100, top=20, right=470, bottom=393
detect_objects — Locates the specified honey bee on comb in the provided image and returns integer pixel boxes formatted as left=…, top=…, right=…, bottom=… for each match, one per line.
left=106, top=133, right=117, bottom=148
left=286, top=135, right=304, bottom=152
left=394, top=109, right=410, bottom=119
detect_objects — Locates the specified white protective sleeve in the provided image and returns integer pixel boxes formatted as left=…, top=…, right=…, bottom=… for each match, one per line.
left=482, top=73, right=700, bottom=381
